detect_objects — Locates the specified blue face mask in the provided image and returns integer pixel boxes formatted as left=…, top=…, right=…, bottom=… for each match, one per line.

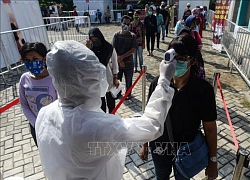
left=24, top=60, right=45, bottom=75
left=174, top=60, right=190, bottom=77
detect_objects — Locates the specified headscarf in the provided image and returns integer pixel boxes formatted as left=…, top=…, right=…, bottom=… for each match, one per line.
left=185, top=15, right=196, bottom=27
left=88, top=28, right=113, bottom=67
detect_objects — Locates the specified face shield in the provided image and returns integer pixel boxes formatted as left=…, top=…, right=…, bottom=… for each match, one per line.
left=46, top=40, right=108, bottom=107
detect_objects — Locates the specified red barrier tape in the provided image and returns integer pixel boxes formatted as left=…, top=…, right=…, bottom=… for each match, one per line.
left=0, top=98, right=20, bottom=114
left=111, top=69, right=146, bottom=114
left=216, top=76, right=239, bottom=151
left=1, top=70, right=146, bottom=115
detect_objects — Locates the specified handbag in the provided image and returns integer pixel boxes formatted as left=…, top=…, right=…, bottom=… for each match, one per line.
left=165, top=115, right=209, bottom=178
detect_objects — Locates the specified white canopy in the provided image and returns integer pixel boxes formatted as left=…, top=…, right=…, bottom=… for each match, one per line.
left=73, top=0, right=113, bottom=22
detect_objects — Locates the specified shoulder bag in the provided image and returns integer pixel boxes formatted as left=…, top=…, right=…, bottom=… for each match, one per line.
left=166, top=115, right=209, bottom=178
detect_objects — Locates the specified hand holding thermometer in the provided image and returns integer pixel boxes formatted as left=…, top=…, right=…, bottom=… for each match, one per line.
left=164, top=49, right=175, bottom=62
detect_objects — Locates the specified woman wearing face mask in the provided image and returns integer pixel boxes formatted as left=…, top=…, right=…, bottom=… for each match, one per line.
left=140, top=35, right=218, bottom=180
left=144, top=7, right=157, bottom=56
left=185, top=15, right=205, bottom=79
left=86, top=28, right=119, bottom=113
left=19, top=42, right=57, bottom=146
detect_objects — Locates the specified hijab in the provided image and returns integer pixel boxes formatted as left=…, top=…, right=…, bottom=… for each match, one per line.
left=184, top=15, right=196, bottom=28
left=88, top=28, right=113, bottom=66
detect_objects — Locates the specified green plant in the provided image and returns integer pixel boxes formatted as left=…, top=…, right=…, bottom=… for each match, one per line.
left=38, top=0, right=73, bottom=11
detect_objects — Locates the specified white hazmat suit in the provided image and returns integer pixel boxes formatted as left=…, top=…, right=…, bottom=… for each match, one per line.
left=35, top=40, right=176, bottom=180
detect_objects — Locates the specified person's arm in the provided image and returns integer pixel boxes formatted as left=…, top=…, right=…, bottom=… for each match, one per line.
left=112, top=33, right=118, bottom=54
left=160, top=15, right=164, bottom=25
left=144, top=16, right=148, bottom=28
left=165, top=12, right=170, bottom=25
left=203, top=121, right=217, bottom=159
left=19, top=76, right=37, bottom=127
left=203, top=121, right=218, bottom=179
left=140, top=77, right=159, bottom=160
left=194, top=31, right=203, bottom=50
left=154, top=16, right=158, bottom=34
left=142, top=23, right=146, bottom=49
left=86, top=40, right=92, bottom=49
left=113, top=60, right=176, bottom=143
left=119, top=48, right=135, bottom=60
left=111, top=49, right=119, bottom=87
left=117, top=48, right=135, bottom=64
left=174, top=21, right=179, bottom=35
left=111, top=49, right=119, bottom=75
left=174, top=21, right=182, bottom=36
left=201, top=83, right=218, bottom=179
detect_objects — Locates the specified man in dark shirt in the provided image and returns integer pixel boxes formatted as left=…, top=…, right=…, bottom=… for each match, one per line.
left=140, top=35, right=218, bottom=180
left=112, top=15, right=137, bottom=100
left=144, top=7, right=157, bottom=56
left=160, top=5, right=170, bottom=41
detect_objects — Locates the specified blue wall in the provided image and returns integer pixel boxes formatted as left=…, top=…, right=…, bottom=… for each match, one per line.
left=236, top=0, right=249, bottom=26
left=248, top=19, right=250, bottom=30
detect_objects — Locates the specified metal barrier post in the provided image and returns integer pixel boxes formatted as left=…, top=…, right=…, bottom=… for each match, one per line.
left=230, top=35, right=237, bottom=73
left=213, top=72, right=220, bottom=95
left=232, top=149, right=250, bottom=180
left=142, top=65, right=147, bottom=113
left=0, top=38, right=11, bottom=84
left=60, top=20, right=65, bottom=41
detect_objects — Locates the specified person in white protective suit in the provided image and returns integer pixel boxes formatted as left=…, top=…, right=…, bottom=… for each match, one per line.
left=35, top=40, right=176, bottom=180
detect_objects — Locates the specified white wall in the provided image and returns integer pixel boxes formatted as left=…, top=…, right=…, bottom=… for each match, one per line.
left=0, top=2, right=20, bottom=69
left=73, top=0, right=113, bottom=22
left=1, top=0, right=49, bottom=69
left=177, top=0, right=209, bottom=20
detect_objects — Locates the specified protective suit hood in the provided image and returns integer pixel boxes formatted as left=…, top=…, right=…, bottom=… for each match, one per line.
left=46, top=40, right=108, bottom=108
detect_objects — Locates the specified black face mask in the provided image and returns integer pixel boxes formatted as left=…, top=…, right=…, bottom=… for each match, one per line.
left=92, top=40, right=102, bottom=47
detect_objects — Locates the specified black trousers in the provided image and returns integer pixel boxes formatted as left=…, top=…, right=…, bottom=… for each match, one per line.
left=105, top=17, right=110, bottom=23
left=166, top=21, right=170, bottom=35
left=146, top=33, right=155, bottom=52
left=29, top=123, right=38, bottom=147
left=75, top=24, right=79, bottom=32
left=156, top=32, right=161, bottom=49
left=101, top=92, right=115, bottom=113
left=152, top=153, right=189, bottom=180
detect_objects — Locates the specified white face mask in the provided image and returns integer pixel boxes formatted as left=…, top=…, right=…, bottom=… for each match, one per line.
left=122, top=23, right=130, bottom=31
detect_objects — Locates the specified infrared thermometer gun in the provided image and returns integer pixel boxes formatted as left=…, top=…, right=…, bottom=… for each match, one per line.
left=164, top=49, right=175, bottom=62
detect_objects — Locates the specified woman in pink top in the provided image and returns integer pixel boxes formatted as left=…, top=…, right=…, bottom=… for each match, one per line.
left=19, top=42, right=57, bottom=146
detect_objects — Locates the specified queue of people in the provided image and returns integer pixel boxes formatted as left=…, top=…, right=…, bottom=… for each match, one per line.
left=17, top=3, right=217, bottom=180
